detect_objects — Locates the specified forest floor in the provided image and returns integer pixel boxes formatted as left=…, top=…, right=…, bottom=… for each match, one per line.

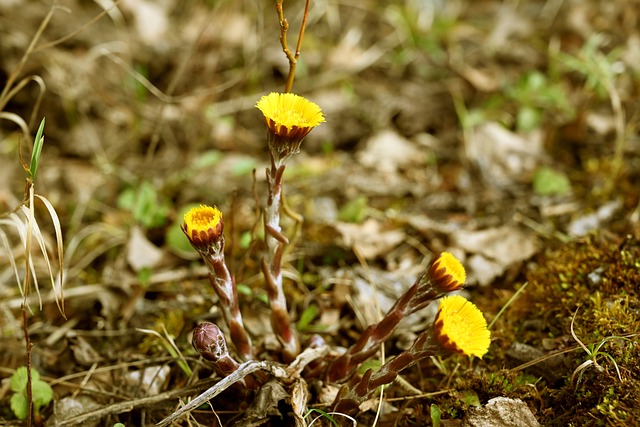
left=1, top=0, right=639, bottom=426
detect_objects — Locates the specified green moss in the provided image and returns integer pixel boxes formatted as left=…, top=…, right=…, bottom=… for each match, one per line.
left=507, top=232, right=640, bottom=425
left=521, top=233, right=640, bottom=339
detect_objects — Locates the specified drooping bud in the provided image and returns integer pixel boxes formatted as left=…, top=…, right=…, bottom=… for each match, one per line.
left=429, top=252, right=466, bottom=292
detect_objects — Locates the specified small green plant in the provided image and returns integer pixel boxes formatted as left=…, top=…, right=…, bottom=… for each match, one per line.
left=10, top=367, right=53, bottom=421
left=305, top=408, right=355, bottom=427
left=570, top=307, right=632, bottom=385
left=505, top=70, right=574, bottom=132
left=532, top=166, right=572, bottom=196
left=117, top=180, right=171, bottom=228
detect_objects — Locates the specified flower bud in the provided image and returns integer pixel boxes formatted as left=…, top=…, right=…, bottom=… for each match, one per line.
left=182, top=205, right=224, bottom=253
left=192, top=322, right=229, bottom=362
left=429, top=252, right=466, bottom=292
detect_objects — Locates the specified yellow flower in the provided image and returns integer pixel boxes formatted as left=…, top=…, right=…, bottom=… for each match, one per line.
left=429, top=252, right=466, bottom=292
left=256, top=92, right=325, bottom=137
left=432, top=295, right=490, bottom=358
left=256, top=92, right=325, bottom=160
left=182, top=205, right=224, bottom=251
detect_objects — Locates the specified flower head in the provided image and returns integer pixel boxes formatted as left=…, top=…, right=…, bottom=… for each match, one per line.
left=182, top=205, right=224, bottom=252
left=432, top=295, right=490, bottom=358
left=256, top=92, right=325, bottom=161
left=429, top=252, right=466, bottom=292
left=192, top=322, right=229, bottom=362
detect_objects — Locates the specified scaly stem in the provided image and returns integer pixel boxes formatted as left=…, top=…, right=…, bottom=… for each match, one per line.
left=263, top=155, right=299, bottom=362
left=332, top=330, right=440, bottom=414
left=200, top=241, right=253, bottom=361
left=326, top=270, right=439, bottom=383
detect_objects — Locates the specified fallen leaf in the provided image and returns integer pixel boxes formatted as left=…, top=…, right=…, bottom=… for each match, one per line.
left=126, top=226, right=164, bottom=272
left=335, top=219, right=405, bottom=260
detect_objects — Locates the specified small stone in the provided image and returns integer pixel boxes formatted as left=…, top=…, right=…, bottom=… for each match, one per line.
left=464, top=397, right=539, bottom=427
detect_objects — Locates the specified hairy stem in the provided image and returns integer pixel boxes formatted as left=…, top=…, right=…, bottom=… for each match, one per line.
left=263, top=156, right=299, bottom=362
left=201, top=244, right=253, bottom=361
left=332, top=331, right=439, bottom=414
left=326, top=271, right=439, bottom=383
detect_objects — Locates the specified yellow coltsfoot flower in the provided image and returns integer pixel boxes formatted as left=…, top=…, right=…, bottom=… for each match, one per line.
left=182, top=205, right=224, bottom=252
left=432, top=295, right=490, bottom=358
left=256, top=92, right=325, bottom=161
left=429, top=252, right=467, bottom=292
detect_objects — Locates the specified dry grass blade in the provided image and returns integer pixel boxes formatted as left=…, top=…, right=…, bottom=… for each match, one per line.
left=5, top=212, right=35, bottom=300
left=63, top=223, right=127, bottom=280
left=0, top=75, right=46, bottom=129
left=35, top=194, right=65, bottom=314
left=0, top=227, right=21, bottom=286
left=19, top=204, right=62, bottom=313
left=0, top=112, right=31, bottom=145
left=0, top=2, right=55, bottom=112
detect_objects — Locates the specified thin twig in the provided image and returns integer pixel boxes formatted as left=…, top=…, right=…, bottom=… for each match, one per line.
left=276, top=0, right=311, bottom=93
left=22, top=305, right=34, bottom=427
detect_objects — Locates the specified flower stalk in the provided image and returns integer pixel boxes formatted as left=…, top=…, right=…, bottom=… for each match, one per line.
left=256, top=92, right=324, bottom=362
left=182, top=206, right=254, bottom=361
left=325, top=252, right=467, bottom=383
left=332, top=295, right=491, bottom=413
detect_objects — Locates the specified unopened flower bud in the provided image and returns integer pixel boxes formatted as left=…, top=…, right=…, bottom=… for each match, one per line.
left=192, top=322, right=229, bottom=363
left=429, top=252, right=466, bottom=292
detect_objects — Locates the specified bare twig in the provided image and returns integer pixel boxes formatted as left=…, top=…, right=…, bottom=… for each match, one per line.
left=275, top=0, right=311, bottom=93
left=157, top=345, right=328, bottom=427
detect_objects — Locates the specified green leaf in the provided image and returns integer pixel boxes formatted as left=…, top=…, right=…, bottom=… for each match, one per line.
left=29, top=118, right=46, bottom=180
left=305, top=408, right=339, bottom=426
left=118, top=181, right=170, bottom=228
left=533, top=166, right=571, bottom=196
left=10, top=367, right=30, bottom=392
left=32, top=379, right=53, bottom=410
left=236, top=283, right=252, bottom=296
left=11, top=392, right=29, bottom=420
left=338, top=196, right=368, bottom=223
left=193, top=150, right=223, bottom=169
left=239, top=230, right=252, bottom=249
left=430, top=404, right=442, bottom=427
left=296, top=305, right=319, bottom=331
left=460, top=390, right=481, bottom=407
left=357, top=358, right=382, bottom=375
left=516, top=106, right=542, bottom=132
left=232, top=158, right=257, bottom=176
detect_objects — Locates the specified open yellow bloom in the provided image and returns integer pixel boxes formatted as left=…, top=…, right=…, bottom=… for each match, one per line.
left=256, top=92, right=325, bottom=137
left=256, top=93, right=324, bottom=161
left=432, top=295, right=490, bottom=358
left=182, top=205, right=223, bottom=251
left=429, top=252, right=467, bottom=292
